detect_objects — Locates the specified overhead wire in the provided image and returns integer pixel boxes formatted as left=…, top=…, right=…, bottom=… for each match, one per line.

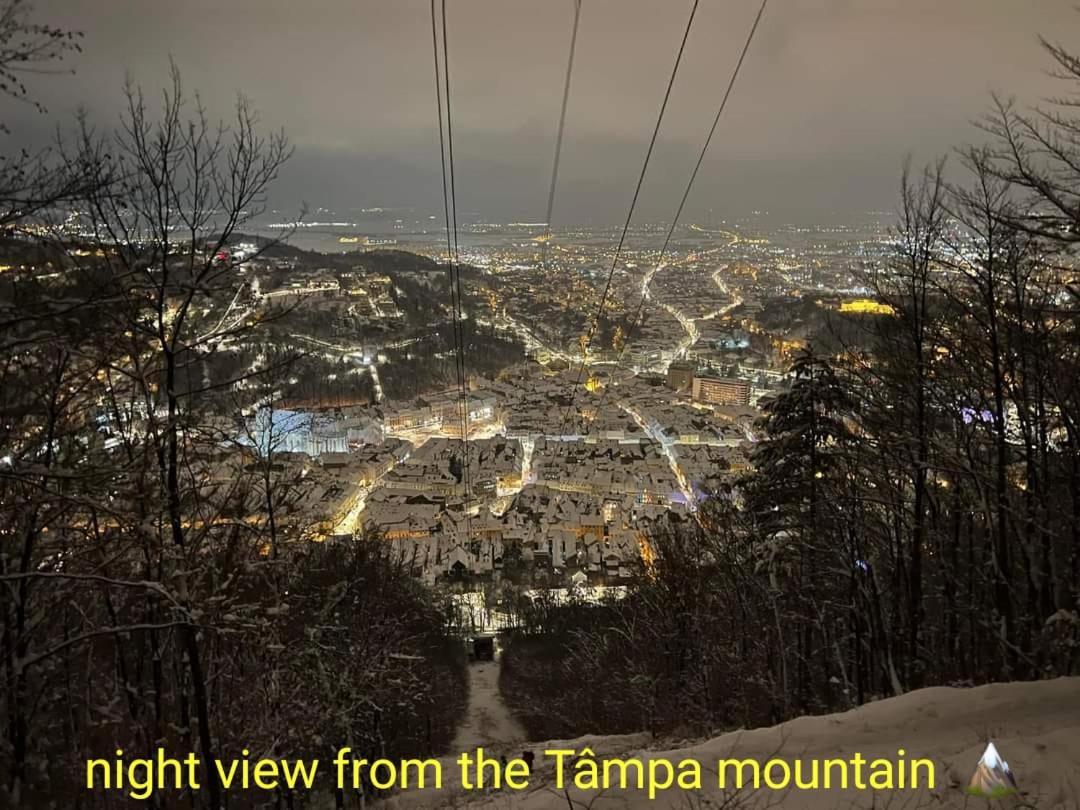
left=538, top=0, right=584, bottom=277
left=426, top=0, right=766, bottom=521
left=585, top=0, right=770, bottom=440
left=441, top=0, right=474, bottom=528
left=431, top=0, right=472, bottom=538
left=554, top=0, right=702, bottom=441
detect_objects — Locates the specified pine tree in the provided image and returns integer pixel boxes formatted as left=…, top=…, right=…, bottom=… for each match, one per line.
left=745, top=347, right=860, bottom=711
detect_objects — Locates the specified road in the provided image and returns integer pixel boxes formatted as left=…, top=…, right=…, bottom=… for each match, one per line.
left=662, top=301, right=700, bottom=360
left=666, top=263, right=744, bottom=361
left=619, top=402, right=695, bottom=508
left=496, top=310, right=572, bottom=363
left=330, top=462, right=399, bottom=536
left=690, top=222, right=742, bottom=245
left=197, top=278, right=255, bottom=344
left=603, top=258, right=746, bottom=512
left=368, top=362, right=383, bottom=402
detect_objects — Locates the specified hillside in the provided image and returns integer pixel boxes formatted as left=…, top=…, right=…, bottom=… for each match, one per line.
left=384, top=677, right=1080, bottom=809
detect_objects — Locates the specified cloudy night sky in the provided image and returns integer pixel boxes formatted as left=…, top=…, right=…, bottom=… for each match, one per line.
left=13, top=0, right=1080, bottom=223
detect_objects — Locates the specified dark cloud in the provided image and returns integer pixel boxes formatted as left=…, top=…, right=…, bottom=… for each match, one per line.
left=8, top=0, right=1080, bottom=222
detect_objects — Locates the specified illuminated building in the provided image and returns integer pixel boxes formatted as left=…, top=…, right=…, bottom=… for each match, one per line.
left=691, top=376, right=751, bottom=407
left=384, top=392, right=498, bottom=434
left=839, top=298, right=895, bottom=315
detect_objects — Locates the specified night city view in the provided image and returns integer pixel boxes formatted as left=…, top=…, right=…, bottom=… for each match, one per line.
left=2, top=1, right=1080, bottom=807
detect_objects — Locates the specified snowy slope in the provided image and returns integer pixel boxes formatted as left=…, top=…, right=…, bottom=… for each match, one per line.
left=384, top=677, right=1080, bottom=809
left=450, top=659, right=527, bottom=751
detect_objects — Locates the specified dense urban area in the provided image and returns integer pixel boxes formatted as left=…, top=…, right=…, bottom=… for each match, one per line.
left=14, top=208, right=904, bottom=593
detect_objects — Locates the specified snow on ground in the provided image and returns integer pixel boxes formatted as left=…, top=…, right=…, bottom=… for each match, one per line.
left=451, top=658, right=527, bottom=753
left=384, top=677, right=1080, bottom=809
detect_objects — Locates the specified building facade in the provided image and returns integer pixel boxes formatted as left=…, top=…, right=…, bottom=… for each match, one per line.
left=691, top=376, right=751, bottom=406
left=666, top=361, right=695, bottom=393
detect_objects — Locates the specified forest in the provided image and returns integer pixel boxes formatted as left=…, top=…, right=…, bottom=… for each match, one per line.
left=0, top=5, right=473, bottom=804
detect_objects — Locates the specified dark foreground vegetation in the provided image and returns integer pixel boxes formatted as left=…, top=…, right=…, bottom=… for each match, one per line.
left=0, top=7, right=469, bottom=805
left=500, top=34, right=1080, bottom=741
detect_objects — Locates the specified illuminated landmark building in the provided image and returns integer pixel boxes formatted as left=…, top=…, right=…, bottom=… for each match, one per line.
left=691, top=376, right=751, bottom=407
